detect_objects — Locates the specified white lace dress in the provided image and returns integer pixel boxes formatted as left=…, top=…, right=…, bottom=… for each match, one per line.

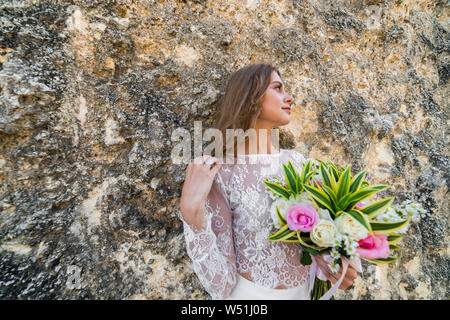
left=178, top=149, right=313, bottom=300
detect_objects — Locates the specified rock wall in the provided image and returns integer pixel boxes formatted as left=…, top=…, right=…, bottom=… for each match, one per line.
left=0, top=0, right=448, bottom=299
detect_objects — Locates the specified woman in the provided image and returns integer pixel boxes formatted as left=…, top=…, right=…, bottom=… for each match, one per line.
left=178, top=63, right=357, bottom=300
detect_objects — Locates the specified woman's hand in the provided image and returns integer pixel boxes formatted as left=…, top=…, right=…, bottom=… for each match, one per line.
left=179, top=155, right=222, bottom=230
left=314, top=254, right=358, bottom=290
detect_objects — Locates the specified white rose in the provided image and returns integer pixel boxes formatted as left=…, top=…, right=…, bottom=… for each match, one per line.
left=310, top=219, right=339, bottom=247
left=318, top=208, right=333, bottom=222
left=270, top=197, right=292, bottom=228
left=334, top=213, right=368, bottom=240
left=289, top=192, right=315, bottom=208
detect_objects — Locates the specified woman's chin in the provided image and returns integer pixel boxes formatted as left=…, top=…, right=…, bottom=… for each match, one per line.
left=280, top=116, right=291, bottom=126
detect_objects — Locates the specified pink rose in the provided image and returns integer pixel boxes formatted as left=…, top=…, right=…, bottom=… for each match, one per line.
left=286, top=204, right=318, bottom=232
left=357, top=234, right=390, bottom=259
left=354, top=202, right=365, bottom=210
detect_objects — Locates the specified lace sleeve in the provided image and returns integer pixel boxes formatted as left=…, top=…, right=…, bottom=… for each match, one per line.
left=178, top=172, right=237, bottom=300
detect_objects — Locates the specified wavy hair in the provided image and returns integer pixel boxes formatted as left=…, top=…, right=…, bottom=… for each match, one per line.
left=213, top=63, right=281, bottom=156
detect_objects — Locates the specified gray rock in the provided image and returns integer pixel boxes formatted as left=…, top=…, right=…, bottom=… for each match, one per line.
left=0, top=0, right=447, bottom=300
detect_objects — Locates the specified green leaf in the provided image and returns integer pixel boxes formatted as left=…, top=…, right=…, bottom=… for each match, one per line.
left=346, top=185, right=390, bottom=208
left=263, top=181, right=291, bottom=200
left=335, top=210, right=345, bottom=218
left=370, top=218, right=411, bottom=234
left=304, top=170, right=317, bottom=185
left=279, top=231, right=299, bottom=242
left=338, top=193, right=352, bottom=211
left=288, top=161, right=302, bottom=193
left=325, top=159, right=338, bottom=171
left=267, top=224, right=299, bottom=242
left=330, top=165, right=340, bottom=183
left=360, top=197, right=395, bottom=219
left=311, top=178, right=319, bottom=189
left=275, top=206, right=287, bottom=226
left=321, top=184, right=337, bottom=203
left=346, top=209, right=373, bottom=233
left=387, top=234, right=403, bottom=244
left=300, top=251, right=312, bottom=266
left=389, top=244, right=401, bottom=251
left=296, top=231, right=327, bottom=251
left=349, top=170, right=367, bottom=193
left=296, top=175, right=303, bottom=193
left=320, top=164, right=336, bottom=190
left=320, top=184, right=338, bottom=214
left=301, top=160, right=312, bottom=183
left=361, top=256, right=400, bottom=264
left=303, top=184, right=334, bottom=213
left=283, top=164, right=298, bottom=194
left=336, top=166, right=352, bottom=200
left=310, top=197, right=325, bottom=211
left=268, top=224, right=290, bottom=241
left=288, top=161, right=300, bottom=179
left=302, top=245, right=322, bottom=256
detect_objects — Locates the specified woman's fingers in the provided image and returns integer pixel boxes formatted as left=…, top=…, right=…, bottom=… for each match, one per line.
left=347, top=267, right=357, bottom=279
left=203, top=156, right=217, bottom=169
left=210, top=161, right=222, bottom=175
left=192, top=155, right=220, bottom=168
left=338, top=266, right=357, bottom=289
left=323, top=264, right=357, bottom=290
left=186, top=155, right=222, bottom=183
left=192, top=155, right=209, bottom=165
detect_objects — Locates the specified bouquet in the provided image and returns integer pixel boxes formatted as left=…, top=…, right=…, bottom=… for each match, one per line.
left=264, top=159, right=424, bottom=300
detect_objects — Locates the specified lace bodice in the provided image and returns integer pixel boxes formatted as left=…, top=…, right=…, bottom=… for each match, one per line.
left=178, top=149, right=312, bottom=299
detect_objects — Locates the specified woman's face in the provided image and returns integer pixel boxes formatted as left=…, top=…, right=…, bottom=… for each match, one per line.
left=255, top=71, right=294, bottom=129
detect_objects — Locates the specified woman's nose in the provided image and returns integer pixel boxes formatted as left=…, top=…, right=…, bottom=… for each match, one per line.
left=285, top=94, right=294, bottom=104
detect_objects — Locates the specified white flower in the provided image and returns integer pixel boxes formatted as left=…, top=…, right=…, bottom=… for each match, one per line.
left=318, top=208, right=334, bottom=222
left=265, top=177, right=284, bottom=200
left=330, top=247, right=341, bottom=260
left=289, top=192, right=315, bottom=207
left=345, top=245, right=357, bottom=256
left=349, top=253, right=359, bottom=260
left=310, top=219, right=339, bottom=247
left=329, top=262, right=341, bottom=274
left=267, top=191, right=280, bottom=201
left=270, top=197, right=293, bottom=228
left=348, top=237, right=359, bottom=247
left=400, top=201, right=424, bottom=223
left=342, top=234, right=350, bottom=247
left=334, top=213, right=369, bottom=240
left=384, top=207, right=403, bottom=222
left=333, top=235, right=343, bottom=247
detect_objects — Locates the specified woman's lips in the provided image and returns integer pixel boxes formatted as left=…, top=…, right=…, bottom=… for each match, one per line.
left=282, top=107, right=291, bottom=114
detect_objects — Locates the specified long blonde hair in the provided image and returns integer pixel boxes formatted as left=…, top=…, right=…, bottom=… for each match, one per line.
left=214, top=63, right=281, bottom=156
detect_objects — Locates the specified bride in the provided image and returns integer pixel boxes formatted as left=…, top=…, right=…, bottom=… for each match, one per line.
left=178, top=63, right=357, bottom=300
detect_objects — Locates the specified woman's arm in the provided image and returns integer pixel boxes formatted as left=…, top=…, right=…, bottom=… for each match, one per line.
left=180, top=155, right=222, bottom=230
left=178, top=155, right=238, bottom=299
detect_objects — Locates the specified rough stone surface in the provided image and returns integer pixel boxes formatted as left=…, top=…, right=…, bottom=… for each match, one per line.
left=0, top=0, right=448, bottom=299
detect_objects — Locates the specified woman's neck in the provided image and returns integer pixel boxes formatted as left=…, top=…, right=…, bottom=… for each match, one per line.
left=243, top=127, right=279, bottom=155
